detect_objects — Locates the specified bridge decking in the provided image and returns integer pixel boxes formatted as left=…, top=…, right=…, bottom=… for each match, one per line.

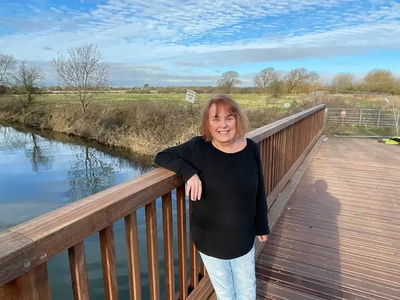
left=256, top=138, right=400, bottom=300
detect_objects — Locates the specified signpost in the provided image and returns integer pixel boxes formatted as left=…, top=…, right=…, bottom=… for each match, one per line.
left=186, top=90, right=196, bottom=113
left=186, top=90, right=196, bottom=104
left=185, top=90, right=196, bottom=113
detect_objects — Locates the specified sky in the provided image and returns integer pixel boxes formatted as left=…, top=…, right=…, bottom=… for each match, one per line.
left=0, top=0, right=399, bottom=87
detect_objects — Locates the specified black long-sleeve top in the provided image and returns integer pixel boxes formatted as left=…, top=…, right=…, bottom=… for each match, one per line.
left=155, top=136, right=270, bottom=259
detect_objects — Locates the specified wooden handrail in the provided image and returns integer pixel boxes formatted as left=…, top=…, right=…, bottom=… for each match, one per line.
left=0, top=104, right=326, bottom=300
left=247, top=104, right=325, bottom=142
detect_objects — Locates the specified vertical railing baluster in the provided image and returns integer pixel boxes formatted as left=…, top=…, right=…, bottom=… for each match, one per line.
left=189, top=199, right=199, bottom=290
left=69, top=241, right=90, bottom=300
left=99, top=225, right=118, bottom=300
left=267, top=136, right=273, bottom=194
left=162, top=192, right=175, bottom=300
left=177, top=185, right=188, bottom=300
left=145, top=201, right=160, bottom=300
left=125, top=211, right=142, bottom=300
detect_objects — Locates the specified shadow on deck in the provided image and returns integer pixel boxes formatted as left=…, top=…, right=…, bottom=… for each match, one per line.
left=256, top=137, right=400, bottom=300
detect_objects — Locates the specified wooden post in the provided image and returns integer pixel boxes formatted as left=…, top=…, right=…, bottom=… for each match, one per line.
left=177, top=185, right=188, bottom=300
left=69, top=242, right=90, bottom=300
left=162, top=192, right=175, bottom=300
left=145, top=201, right=160, bottom=300
left=125, top=212, right=142, bottom=300
left=0, top=263, right=51, bottom=300
left=99, top=225, right=119, bottom=300
left=377, top=109, right=381, bottom=127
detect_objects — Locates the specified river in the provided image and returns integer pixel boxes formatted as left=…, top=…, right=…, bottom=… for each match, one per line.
left=0, top=125, right=181, bottom=299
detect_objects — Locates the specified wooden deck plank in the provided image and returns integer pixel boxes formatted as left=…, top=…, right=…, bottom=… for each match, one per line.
left=256, top=138, right=400, bottom=299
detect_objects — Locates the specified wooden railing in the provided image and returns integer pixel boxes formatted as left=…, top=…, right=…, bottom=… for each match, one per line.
left=0, top=104, right=326, bottom=300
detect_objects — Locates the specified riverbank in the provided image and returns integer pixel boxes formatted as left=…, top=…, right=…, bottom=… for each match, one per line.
left=1, top=93, right=396, bottom=158
left=0, top=97, right=295, bottom=159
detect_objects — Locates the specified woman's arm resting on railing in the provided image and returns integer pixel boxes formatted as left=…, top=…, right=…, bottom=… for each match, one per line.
left=155, top=136, right=202, bottom=200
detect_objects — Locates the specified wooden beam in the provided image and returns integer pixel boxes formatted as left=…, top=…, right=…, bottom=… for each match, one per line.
left=0, top=231, right=35, bottom=287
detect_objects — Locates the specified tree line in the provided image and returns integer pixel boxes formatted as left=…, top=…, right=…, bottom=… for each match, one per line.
left=216, top=69, right=400, bottom=95
left=1, top=43, right=399, bottom=113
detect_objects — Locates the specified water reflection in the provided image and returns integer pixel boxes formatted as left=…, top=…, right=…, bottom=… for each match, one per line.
left=25, top=133, right=54, bottom=172
left=0, top=125, right=184, bottom=300
left=0, top=125, right=154, bottom=229
left=68, top=146, right=116, bottom=202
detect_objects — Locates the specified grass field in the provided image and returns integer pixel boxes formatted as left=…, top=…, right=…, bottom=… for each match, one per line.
left=42, top=92, right=307, bottom=110
left=42, top=92, right=399, bottom=109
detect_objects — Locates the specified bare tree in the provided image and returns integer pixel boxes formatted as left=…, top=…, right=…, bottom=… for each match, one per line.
left=52, top=43, right=109, bottom=113
left=13, top=61, right=44, bottom=107
left=284, top=68, right=310, bottom=94
left=331, top=73, right=355, bottom=90
left=254, top=67, right=278, bottom=92
left=0, top=54, right=16, bottom=86
left=217, top=71, right=240, bottom=94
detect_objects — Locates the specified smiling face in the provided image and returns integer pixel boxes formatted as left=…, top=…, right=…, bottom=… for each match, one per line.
left=208, top=103, right=237, bottom=145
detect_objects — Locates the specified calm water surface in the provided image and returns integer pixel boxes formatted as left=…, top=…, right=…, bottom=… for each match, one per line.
left=0, top=125, right=184, bottom=299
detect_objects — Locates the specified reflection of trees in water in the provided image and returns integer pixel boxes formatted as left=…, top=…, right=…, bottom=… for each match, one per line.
left=25, top=133, right=53, bottom=172
left=1, top=125, right=154, bottom=173
left=2, top=125, right=154, bottom=202
left=68, top=146, right=116, bottom=202
left=1, top=128, right=54, bottom=172
left=0, top=126, right=28, bottom=149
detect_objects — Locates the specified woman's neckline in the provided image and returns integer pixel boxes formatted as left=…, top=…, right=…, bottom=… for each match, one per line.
left=210, top=138, right=249, bottom=154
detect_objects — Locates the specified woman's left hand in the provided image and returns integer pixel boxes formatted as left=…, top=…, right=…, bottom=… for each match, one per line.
left=257, top=235, right=268, bottom=242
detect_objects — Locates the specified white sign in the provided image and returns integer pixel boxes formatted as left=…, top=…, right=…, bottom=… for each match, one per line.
left=186, top=90, right=196, bottom=104
left=284, top=103, right=291, bottom=108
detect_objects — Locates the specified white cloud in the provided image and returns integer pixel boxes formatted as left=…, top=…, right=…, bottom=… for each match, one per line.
left=0, top=0, right=399, bottom=86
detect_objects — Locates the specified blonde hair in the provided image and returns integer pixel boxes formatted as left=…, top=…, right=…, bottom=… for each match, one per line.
left=200, top=94, right=249, bottom=141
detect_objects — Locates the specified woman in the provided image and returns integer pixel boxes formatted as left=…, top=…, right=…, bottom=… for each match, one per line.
left=155, top=94, right=270, bottom=300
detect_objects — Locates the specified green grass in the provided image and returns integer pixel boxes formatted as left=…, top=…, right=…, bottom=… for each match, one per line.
left=325, top=124, right=397, bottom=136
left=42, top=93, right=310, bottom=110
left=42, top=92, right=394, bottom=110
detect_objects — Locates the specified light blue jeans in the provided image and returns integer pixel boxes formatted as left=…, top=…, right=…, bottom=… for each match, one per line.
left=199, top=245, right=256, bottom=300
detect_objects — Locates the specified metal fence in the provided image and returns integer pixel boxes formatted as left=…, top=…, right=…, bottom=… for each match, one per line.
left=325, top=108, right=399, bottom=127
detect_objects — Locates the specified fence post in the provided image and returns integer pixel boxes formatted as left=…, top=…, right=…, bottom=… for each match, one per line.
left=377, top=109, right=381, bottom=127
left=313, top=90, right=317, bottom=107
left=359, top=109, right=363, bottom=126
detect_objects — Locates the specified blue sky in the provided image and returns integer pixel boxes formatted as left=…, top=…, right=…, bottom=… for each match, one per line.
left=0, top=0, right=399, bottom=86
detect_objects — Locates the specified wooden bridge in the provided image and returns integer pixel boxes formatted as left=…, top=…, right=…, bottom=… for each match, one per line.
left=1, top=104, right=399, bottom=300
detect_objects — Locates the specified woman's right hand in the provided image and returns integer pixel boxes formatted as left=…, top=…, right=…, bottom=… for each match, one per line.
left=186, top=174, right=202, bottom=201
